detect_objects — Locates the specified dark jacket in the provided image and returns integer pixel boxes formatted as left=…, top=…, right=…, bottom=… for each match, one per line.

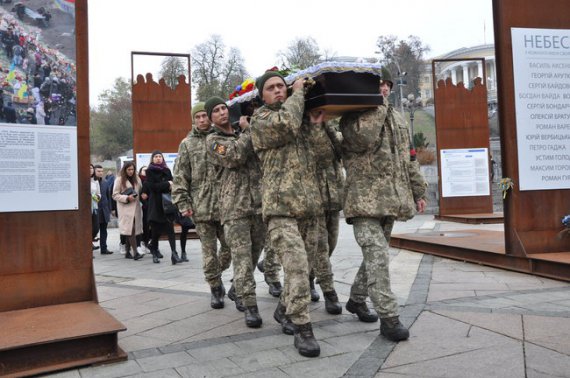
left=143, top=165, right=173, bottom=223
left=98, top=177, right=113, bottom=223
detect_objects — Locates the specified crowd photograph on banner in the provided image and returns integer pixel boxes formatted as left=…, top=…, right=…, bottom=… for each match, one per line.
left=0, top=0, right=76, bottom=126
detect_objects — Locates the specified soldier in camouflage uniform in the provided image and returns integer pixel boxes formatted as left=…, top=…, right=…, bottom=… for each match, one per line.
left=339, top=68, right=427, bottom=342
left=204, top=96, right=266, bottom=328
left=305, top=117, right=344, bottom=314
left=172, top=102, right=232, bottom=310
left=256, top=236, right=283, bottom=298
left=250, top=71, right=322, bottom=358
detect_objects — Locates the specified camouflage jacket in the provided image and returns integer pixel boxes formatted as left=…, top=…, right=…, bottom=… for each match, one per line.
left=306, top=119, right=345, bottom=212
left=206, top=126, right=262, bottom=224
left=172, top=127, right=223, bottom=222
left=340, top=104, right=427, bottom=221
left=250, top=90, right=323, bottom=220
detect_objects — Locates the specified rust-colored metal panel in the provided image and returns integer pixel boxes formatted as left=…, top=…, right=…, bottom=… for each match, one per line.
left=0, top=1, right=126, bottom=375
left=433, top=59, right=493, bottom=216
left=0, top=0, right=93, bottom=313
left=390, top=232, right=570, bottom=281
left=131, top=53, right=191, bottom=159
left=493, top=0, right=570, bottom=256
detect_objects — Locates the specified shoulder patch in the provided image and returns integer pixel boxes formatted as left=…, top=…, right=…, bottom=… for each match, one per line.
left=211, top=142, right=227, bottom=155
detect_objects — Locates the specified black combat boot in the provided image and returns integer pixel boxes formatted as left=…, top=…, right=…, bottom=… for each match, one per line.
left=380, top=316, right=409, bottom=341
left=309, top=278, right=319, bottom=302
left=273, top=302, right=297, bottom=335
left=210, top=285, right=225, bottom=309
left=323, top=290, right=342, bottom=315
left=180, top=251, right=189, bottom=262
left=227, top=284, right=245, bottom=312
left=244, top=305, right=262, bottom=328
left=346, top=299, right=379, bottom=322
left=266, top=280, right=283, bottom=297
left=256, top=259, right=265, bottom=273
left=293, top=323, right=320, bottom=357
left=171, top=251, right=183, bottom=265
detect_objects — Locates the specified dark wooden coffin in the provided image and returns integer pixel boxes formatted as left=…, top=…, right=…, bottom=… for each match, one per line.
left=304, top=71, right=383, bottom=117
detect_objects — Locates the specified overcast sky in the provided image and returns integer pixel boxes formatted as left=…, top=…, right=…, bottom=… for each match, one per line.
left=87, top=0, right=494, bottom=105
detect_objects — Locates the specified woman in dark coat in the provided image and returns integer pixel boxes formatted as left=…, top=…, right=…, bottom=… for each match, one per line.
left=142, top=150, right=182, bottom=264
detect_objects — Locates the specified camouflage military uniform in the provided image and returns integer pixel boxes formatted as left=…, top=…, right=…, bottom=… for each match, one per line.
left=306, top=119, right=345, bottom=292
left=251, top=89, right=322, bottom=325
left=172, top=127, right=231, bottom=288
left=206, top=127, right=265, bottom=307
left=262, top=234, right=281, bottom=283
left=340, top=103, right=427, bottom=318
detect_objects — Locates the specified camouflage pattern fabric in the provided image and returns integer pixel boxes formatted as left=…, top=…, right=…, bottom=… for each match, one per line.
left=195, top=221, right=231, bottom=288
left=325, top=210, right=340, bottom=256
left=268, top=216, right=317, bottom=325
left=250, top=90, right=323, bottom=220
left=307, top=120, right=345, bottom=212
left=349, top=217, right=399, bottom=318
left=312, top=215, right=335, bottom=293
left=172, top=127, right=224, bottom=223
left=340, top=104, right=427, bottom=221
left=224, top=215, right=266, bottom=307
left=262, top=233, right=282, bottom=282
left=206, top=127, right=263, bottom=224
left=391, top=108, right=428, bottom=205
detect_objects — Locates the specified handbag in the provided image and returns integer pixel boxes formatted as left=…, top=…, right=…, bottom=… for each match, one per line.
left=162, top=193, right=178, bottom=215
left=121, top=187, right=136, bottom=196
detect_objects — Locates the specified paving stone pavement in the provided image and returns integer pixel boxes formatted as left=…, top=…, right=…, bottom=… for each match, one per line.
left=46, top=215, right=570, bottom=378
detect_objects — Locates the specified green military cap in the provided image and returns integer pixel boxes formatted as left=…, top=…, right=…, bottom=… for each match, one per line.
left=380, top=67, right=394, bottom=89
left=204, top=97, right=226, bottom=119
left=255, top=71, right=286, bottom=95
left=191, top=102, right=206, bottom=119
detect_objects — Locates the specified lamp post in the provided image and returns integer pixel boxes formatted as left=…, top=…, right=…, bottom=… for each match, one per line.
left=405, top=93, right=421, bottom=139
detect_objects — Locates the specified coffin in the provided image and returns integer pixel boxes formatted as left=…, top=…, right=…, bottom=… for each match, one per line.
left=304, top=71, right=383, bottom=118
left=227, top=62, right=385, bottom=120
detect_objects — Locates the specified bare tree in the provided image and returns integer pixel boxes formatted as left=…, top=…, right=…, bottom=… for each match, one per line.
left=191, top=35, right=248, bottom=101
left=278, top=37, right=322, bottom=70
left=159, top=56, right=188, bottom=89
left=376, top=35, right=431, bottom=106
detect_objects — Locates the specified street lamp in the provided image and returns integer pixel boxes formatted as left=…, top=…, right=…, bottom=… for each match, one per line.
left=404, top=93, right=421, bottom=139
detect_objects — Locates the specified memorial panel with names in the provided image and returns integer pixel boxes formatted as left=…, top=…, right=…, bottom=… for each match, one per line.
left=512, top=27, right=570, bottom=190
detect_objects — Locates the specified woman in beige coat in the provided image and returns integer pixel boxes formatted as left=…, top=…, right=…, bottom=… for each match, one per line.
left=112, top=161, right=144, bottom=260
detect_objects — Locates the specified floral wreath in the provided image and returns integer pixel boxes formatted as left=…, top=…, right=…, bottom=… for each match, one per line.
left=229, top=78, right=255, bottom=100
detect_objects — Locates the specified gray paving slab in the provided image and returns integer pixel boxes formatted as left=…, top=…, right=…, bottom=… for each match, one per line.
left=431, top=310, right=523, bottom=339
left=381, top=339, right=525, bottom=378
left=78, top=360, right=143, bottom=378
left=523, top=315, right=570, bottom=355
left=525, top=342, right=570, bottom=378
left=136, top=351, right=196, bottom=372
left=34, top=216, right=570, bottom=378
left=175, top=357, right=245, bottom=377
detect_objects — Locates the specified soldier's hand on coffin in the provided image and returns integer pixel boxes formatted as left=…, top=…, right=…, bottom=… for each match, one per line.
left=292, top=78, right=305, bottom=92
left=309, top=109, right=325, bottom=125
left=141, top=193, right=148, bottom=200
left=239, top=115, right=250, bottom=130
left=181, top=209, right=193, bottom=218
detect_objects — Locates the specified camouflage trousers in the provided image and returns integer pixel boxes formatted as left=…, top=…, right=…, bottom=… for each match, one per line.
left=262, top=232, right=282, bottom=283
left=268, top=216, right=318, bottom=325
left=195, top=221, right=232, bottom=288
left=224, top=215, right=266, bottom=307
left=349, top=216, right=399, bottom=318
left=326, top=210, right=340, bottom=256
left=311, top=214, right=336, bottom=293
